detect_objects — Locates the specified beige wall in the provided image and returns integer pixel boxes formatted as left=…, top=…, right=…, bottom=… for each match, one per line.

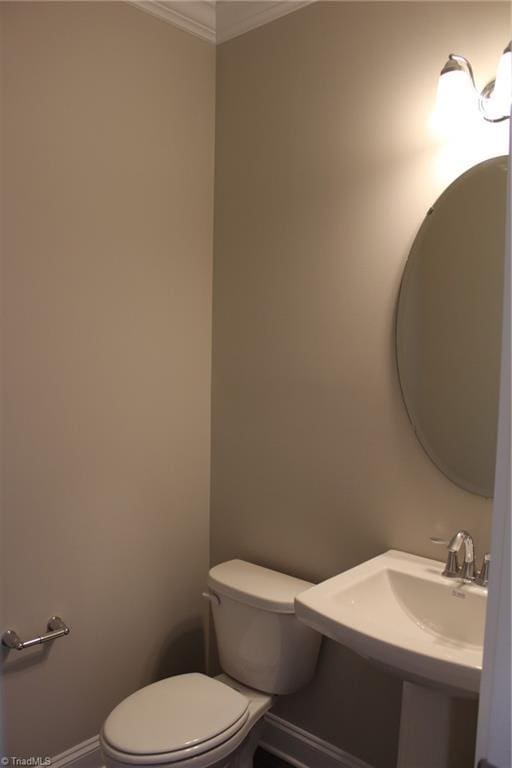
left=1, top=1, right=509, bottom=764
left=0, top=2, right=214, bottom=756
left=211, top=3, right=509, bottom=767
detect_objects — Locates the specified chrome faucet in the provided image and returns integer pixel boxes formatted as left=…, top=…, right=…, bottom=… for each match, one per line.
left=430, top=531, right=490, bottom=585
left=448, top=530, right=475, bottom=581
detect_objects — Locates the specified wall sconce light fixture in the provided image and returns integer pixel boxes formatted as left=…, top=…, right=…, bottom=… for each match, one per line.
left=438, top=42, right=511, bottom=123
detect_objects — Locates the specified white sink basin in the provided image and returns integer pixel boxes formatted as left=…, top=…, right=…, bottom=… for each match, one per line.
left=295, top=550, right=487, bottom=694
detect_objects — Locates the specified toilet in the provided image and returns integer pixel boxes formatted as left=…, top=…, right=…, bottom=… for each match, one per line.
left=100, top=560, right=321, bottom=768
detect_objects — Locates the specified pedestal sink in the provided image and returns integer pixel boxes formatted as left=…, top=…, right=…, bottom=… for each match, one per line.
left=295, top=550, right=487, bottom=768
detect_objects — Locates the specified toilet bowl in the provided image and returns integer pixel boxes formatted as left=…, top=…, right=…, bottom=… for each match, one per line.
left=100, top=560, right=321, bottom=768
left=100, top=674, right=271, bottom=768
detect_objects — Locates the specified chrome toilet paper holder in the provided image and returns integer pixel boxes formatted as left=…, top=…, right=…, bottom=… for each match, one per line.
left=2, top=616, right=70, bottom=651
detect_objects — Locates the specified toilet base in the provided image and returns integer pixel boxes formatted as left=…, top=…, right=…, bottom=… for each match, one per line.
left=213, top=676, right=272, bottom=768
left=225, top=721, right=265, bottom=768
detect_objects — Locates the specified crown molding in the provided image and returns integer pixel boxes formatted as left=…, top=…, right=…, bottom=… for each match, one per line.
left=128, top=2, right=216, bottom=43
left=128, top=1, right=315, bottom=45
left=216, top=1, right=314, bottom=45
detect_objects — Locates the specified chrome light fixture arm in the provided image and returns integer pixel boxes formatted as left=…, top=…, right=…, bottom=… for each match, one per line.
left=479, top=80, right=509, bottom=123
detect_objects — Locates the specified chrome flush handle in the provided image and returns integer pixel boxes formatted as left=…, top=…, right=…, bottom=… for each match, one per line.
left=201, top=591, right=221, bottom=606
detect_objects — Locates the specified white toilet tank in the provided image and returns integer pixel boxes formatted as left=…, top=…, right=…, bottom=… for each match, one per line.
left=207, top=560, right=321, bottom=695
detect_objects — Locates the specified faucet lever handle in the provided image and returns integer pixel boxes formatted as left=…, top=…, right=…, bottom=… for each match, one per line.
left=430, top=537, right=460, bottom=577
left=475, top=553, right=491, bottom=587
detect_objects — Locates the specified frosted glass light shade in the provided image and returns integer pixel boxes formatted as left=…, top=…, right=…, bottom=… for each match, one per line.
left=436, top=67, right=476, bottom=122
left=431, top=65, right=478, bottom=134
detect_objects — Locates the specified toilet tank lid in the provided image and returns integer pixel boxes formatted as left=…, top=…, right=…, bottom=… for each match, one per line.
left=208, top=560, right=314, bottom=613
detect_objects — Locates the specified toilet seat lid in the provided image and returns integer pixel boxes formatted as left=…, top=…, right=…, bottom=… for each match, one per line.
left=102, top=673, right=249, bottom=757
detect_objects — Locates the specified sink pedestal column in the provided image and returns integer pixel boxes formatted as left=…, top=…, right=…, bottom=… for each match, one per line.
left=397, top=682, right=452, bottom=768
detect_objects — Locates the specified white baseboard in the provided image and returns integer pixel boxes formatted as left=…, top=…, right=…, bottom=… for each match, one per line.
left=51, top=715, right=373, bottom=768
left=52, top=736, right=103, bottom=768
left=260, top=712, right=374, bottom=768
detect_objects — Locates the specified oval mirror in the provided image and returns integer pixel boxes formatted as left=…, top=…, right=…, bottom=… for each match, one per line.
left=396, top=156, right=507, bottom=498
